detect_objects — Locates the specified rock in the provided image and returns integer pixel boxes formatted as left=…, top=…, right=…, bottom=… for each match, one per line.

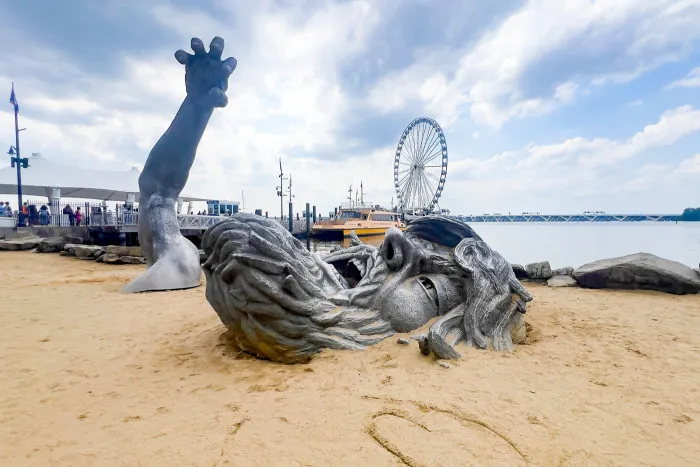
left=199, top=249, right=207, bottom=264
left=95, top=254, right=105, bottom=263
left=551, top=266, right=574, bottom=276
left=510, top=312, right=527, bottom=344
left=417, top=335, right=431, bottom=356
left=63, top=243, right=80, bottom=256
left=437, top=361, right=450, bottom=369
left=511, top=263, right=528, bottom=279
left=102, top=253, right=121, bottom=264
left=36, top=236, right=83, bottom=253
left=547, top=275, right=578, bottom=287
left=120, top=255, right=147, bottom=264
left=397, top=337, right=410, bottom=345
left=104, top=245, right=142, bottom=257
left=695, top=268, right=700, bottom=277
left=525, top=261, right=552, bottom=280
left=0, top=238, right=40, bottom=251
left=59, top=251, right=68, bottom=256
left=73, top=245, right=104, bottom=259
left=573, top=253, right=700, bottom=295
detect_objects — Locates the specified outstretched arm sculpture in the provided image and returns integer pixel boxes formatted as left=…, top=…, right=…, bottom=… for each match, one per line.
left=202, top=214, right=533, bottom=363
left=123, top=37, right=237, bottom=293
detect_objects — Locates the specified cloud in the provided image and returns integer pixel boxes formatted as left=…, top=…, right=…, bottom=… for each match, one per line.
left=1, top=0, right=699, bottom=217
left=367, top=0, right=700, bottom=128
left=667, top=67, right=700, bottom=88
left=675, top=154, right=700, bottom=174
left=441, top=105, right=700, bottom=213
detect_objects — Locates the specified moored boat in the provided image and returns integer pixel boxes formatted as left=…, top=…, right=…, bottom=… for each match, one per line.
left=312, top=204, right=406, bottom=239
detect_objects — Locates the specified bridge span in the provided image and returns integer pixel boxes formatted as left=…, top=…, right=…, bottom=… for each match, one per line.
left=449, top=213, right=680, bottom=223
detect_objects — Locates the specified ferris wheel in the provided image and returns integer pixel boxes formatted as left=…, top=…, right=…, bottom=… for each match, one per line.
left=394, top=117, right=448, bottom=214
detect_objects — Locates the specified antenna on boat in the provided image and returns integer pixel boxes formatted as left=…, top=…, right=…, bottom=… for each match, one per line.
left=347, top=184, right=353, bottom=207
left=360, top=181, right=364, bottom=205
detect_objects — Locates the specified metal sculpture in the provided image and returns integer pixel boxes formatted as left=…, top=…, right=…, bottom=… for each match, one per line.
left=123, top=37, right=237, bottom=293
left=202, top=214, right=532, bottom=363
left=394, top=117, right=448, bottom=215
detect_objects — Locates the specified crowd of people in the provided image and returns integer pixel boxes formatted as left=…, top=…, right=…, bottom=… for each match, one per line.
left=0, top=201, right=87, bottom=226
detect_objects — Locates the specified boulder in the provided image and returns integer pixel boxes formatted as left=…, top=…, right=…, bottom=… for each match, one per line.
left=120, top=255, right=147, bottom=264
left=73, top=245, right=104, bottom=259
left=547, top=275, right=578, bottom=287
left=525, top=261, right=552, bottom=280
left=0, top=238, right=40, bottom=251
left=552, top=266, right=574, bottom=276
left=104, top=245, right=142, bottom=257
left=36, top=236, right=83, bottom=253
left=102, top=253, right=122, bottom=264
left=63, top=243, right=81, bottom=256
left=573, top=253, right=700, bottom=295
left=102, top=253, right=146, bottom=265
left=511, top=263, right=528, bottom=279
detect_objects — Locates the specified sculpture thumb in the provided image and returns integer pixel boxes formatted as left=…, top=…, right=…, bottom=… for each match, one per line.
left=208, top=87, right=228, bottom=108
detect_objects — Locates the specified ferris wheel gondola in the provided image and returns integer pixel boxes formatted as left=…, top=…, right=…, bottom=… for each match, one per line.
left=393, top=117, right=448, bottom=214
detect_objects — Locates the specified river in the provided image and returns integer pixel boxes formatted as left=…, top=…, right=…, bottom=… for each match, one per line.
left=308, top=222, right=700, bottom=269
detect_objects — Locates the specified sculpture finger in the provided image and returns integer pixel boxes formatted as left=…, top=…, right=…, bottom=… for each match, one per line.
left=191, top=37, right=206, bottom=55
left=174, top=49, right=191, bottom=65
left=222, top=57, right=238, bottom=77
left=209, top=36, right=224, bottom=60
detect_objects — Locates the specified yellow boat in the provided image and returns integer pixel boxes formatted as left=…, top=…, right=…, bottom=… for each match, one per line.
left=312, top=205, right=406, bottom=239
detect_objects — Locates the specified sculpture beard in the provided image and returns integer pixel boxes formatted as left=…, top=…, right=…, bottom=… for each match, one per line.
left=202, top=214, right=533, bottom=364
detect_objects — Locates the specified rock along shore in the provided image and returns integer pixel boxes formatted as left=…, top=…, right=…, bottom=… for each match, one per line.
left=1, top=235, right=699, bottom=295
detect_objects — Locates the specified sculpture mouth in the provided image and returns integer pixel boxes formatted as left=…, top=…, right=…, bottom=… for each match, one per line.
left=331, top=257, right=367, bottom=288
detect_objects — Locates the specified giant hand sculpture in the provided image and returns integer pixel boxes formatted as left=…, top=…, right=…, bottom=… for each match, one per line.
left=202, top=214, right=533, bottom=363
left=123, top=37, right=237, bottom=293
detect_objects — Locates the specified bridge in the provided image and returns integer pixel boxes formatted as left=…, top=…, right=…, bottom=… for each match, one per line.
left=449, top=213, right=680, bottom=223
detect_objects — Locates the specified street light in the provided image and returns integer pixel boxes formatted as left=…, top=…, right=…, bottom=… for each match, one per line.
left=9, top=83, right=28, bottom=227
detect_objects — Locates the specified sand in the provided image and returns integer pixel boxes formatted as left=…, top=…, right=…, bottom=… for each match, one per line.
left=1, top=251, right=699, bottom=466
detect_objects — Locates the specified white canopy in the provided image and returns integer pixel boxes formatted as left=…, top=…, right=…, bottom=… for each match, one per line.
left=0, top=153, right=206, bottom=202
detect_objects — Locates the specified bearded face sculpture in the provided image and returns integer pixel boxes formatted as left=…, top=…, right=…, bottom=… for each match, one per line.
left=201, top=214, right=533, bottom=364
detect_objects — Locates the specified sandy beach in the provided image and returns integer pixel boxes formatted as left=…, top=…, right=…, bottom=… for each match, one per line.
left=1, top=251, right=699, bottom=466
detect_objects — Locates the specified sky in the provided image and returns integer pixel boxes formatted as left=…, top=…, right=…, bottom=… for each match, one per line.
left=1, top=0, right=699, bottom=216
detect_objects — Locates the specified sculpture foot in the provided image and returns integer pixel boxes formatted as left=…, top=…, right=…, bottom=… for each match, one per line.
left=122, top=239, right=201, bottom=293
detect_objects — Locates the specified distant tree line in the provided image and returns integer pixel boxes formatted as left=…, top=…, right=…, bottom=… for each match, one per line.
left=680, top=207, right=700, bottom=221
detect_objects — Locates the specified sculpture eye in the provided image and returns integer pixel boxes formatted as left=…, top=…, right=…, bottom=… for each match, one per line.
left=416, top=276, right=439, bottom=307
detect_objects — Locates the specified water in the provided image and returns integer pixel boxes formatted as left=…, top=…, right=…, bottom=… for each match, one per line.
left=308, top=222, right=700, bottom=269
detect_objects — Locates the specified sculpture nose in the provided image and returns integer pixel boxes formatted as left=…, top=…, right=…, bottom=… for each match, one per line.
left=380, top=227, right=405, bottom=271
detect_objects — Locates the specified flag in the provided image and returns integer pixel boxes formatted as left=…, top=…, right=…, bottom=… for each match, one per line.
left=9, top=83, right=18, bottom=113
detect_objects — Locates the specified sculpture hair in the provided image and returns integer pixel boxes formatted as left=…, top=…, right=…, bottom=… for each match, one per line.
left=201, top=213, right=394, bottom=363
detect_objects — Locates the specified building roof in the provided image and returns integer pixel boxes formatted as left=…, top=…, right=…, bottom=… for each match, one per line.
left=0, top=153, right=206, bottom=202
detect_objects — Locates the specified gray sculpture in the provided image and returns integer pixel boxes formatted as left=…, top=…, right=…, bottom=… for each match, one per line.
left=202, top=214, right=533, bottom=363
left=124, top=37, right=237, bottom=293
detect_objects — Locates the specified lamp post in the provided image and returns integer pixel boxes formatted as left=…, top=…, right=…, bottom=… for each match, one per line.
left=8, top=144, right=28, bottom=227
left=9, top=83, right=28, bottom=227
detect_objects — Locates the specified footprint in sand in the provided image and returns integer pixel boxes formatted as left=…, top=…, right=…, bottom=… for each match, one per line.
left=364, top=398, right=527, bottom=466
